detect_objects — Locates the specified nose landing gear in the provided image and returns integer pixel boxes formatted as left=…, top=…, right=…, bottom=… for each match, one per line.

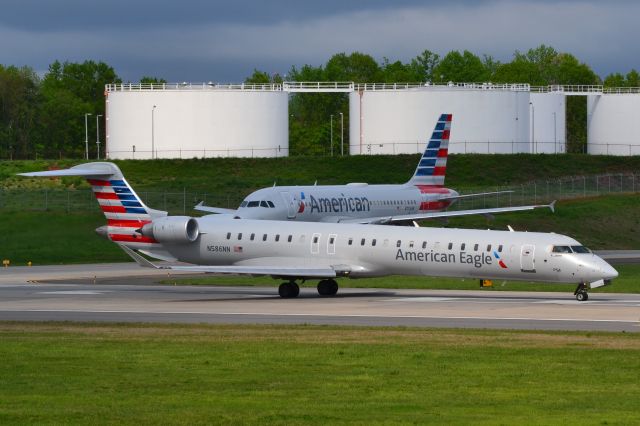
left=574, top=282, right=589, bottom=302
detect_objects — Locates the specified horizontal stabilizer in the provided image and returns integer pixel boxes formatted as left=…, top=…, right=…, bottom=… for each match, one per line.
left=19, top=165, right=116, bottom=178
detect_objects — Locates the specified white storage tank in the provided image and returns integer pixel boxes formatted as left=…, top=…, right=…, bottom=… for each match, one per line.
left=529, top=93, right=566, bottom=154
left=349, top=84, right=531, bottom=155
left=105, top=83, right=288, bottom=159
left=587, top=94, right=640, bottom=156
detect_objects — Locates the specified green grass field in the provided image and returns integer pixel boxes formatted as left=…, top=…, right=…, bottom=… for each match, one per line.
left=0, top=323, right=638, bottom=424
left=4, top=153, right=640, bottom=193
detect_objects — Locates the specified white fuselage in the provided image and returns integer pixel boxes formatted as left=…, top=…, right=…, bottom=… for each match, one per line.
left=162, top=216, right=617, bottom=285
left=234, top=184, right=457, bottom=222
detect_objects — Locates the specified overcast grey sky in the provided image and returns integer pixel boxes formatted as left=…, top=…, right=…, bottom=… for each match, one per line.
left=1, top=0, right=638, bottom=82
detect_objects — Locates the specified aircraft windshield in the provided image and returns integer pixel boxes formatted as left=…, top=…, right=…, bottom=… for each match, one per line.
left=240, top=201, right=248, bottom=208
left=552, top=245, right=591, bottom=254
left=571, top=245, right=591, bottom=253
left=247, top=201, right=260, bottom=207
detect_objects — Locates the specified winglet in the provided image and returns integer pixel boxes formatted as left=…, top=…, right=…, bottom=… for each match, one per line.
left=119, top=244, right=162, bottom=269
left=549, top=200, right=557, bottom=213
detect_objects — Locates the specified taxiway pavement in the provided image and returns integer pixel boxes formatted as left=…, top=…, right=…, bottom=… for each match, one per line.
left=0, top=263, right=638, bottom=332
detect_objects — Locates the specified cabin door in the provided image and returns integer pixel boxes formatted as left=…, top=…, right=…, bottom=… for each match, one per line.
left=520, top=244, right=536, bottom=273
left=280, top=192, right=297, bottom=219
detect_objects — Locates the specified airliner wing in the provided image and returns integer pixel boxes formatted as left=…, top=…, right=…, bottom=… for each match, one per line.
left=120, top=244, right=340, bottom=278
left=194, top=201, right=238, bottom=214
left=339, top=202, right=556, bottom=225
left=439, top=190, right=514, bottom=201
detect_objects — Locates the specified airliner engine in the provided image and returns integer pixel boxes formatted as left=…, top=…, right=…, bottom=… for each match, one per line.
left=140, top=216, right=199, bottom=244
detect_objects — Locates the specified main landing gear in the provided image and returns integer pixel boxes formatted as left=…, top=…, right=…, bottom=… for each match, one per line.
left=574, top=282, right=589, bottom=302
left=317, top=279, right=339, bottom=297
left=277, top=279, right=339, bottom=298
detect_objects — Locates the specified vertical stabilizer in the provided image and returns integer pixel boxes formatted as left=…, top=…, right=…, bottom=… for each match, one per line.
left=19, top=162, right=167, bottom=249
left=405, top=114, right=452, bottom=187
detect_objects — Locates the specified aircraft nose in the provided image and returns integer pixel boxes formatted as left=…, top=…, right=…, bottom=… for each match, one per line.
left=601, top=262, right=618, bottom=280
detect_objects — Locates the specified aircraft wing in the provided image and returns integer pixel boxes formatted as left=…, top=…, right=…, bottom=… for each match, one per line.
left=338, top=201, right=556, bottom=225
left=194, top=201, right=238, bottom=215
left=439, top=190, right=514, bottom=201
left=119, top=244, right=339, bottom=278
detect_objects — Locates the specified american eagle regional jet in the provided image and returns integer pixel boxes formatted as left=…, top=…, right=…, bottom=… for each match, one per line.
left=196, top=114, right=554, bottom=224
left=21, top=162, right=617, bottom=301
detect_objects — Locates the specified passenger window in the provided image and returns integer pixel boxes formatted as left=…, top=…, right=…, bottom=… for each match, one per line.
left=409, top=241, right=414, bottom=248
left=288, top=235, right=292, bottom=243
left=262, top=234, right=267, bottom=241
left=361, top=238, right=365, bottom=246
left=422, top=241, right=427, bottom=249
left=260, top=201, right=268, bottom=208
left=329, top=237, right=335, bottom=244
left=486, top=244, right=491, bottom=252
left=498, top=245, right=503, bottom=252
left=461, top=243, right=466, bottom=250
left=448, top=243, right=453, bottom=250
left=250, top=233, right=255, bottom=241
left=348, top=238, right=353, bottom=246
left=396, top=240, right=401, bottom=248
left=474, top=244, right=479, bottom=251
left=313, top=236, right=318, bottom=243
left=226, top=232, right=231, bottom=240
left=237, top=233, right=242, bottom=240
left=372, top=239, right=376, bottom=246
left=275, top=234, right=280, bottom=242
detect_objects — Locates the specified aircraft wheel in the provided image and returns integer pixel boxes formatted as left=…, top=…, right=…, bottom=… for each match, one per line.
left=318, top=279, right=339, bottom=296
left=327, top=279, right=339, bottom=296
left=317, top=280, right=330, bottom=296
left=279, top=282, right=299, bottom=298
left=576, top=291, right=588, bottom=302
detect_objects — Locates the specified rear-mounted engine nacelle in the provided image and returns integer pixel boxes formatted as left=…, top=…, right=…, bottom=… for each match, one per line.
left=140, top=216, right=199, bottom=244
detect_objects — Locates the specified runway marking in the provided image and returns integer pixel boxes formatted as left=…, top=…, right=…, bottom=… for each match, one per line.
left=37, top=291, right=107, bottom=295
left=388, top=297, right=640, bottom=307
left=0, top=309, right=638, bottom=325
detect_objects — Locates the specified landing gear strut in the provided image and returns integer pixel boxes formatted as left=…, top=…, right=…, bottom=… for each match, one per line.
left=574, top=282, right=589, bottom=302
left=279, top=281, right=300, bottom=298
left=317, top=279, right=339, bottom=296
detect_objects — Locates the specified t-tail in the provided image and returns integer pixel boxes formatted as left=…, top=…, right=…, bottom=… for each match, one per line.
left=19, top=162, right=168, bottom=250
left=405, top=113, right=452, bottom=187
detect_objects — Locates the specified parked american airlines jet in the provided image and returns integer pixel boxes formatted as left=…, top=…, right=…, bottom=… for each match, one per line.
left=196, top=114, right=553, bottom=224
left=21, top=162, right=616, bottom=301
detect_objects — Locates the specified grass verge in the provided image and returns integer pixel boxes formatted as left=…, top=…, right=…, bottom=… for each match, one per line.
left=0, top=322, right=638, bottom=424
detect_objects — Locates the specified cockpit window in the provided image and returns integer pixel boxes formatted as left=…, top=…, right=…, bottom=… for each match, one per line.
left=571, top=245, right=591, bottom=254
left=247, top=201, right=259, bottom=207
left=240, top=201, right=248, bottom=208
left=260, top=201, right=269, bottom=208
left=552, top=246, right=572, bottom=253
left=267, top=201, right=275, bottom=208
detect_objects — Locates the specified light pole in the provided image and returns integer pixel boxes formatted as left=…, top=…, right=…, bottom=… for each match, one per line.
left=529, top=102, right=535, bottom=154
left=552, top=111, right=557, bottom=154
left=339, top=112, right=344, bottom=156
left=151, top=105, right=156, bottom=159
left=84, top=113, right=92, bottom=160
left=330, top=114, right=334, bottom=156
left=96, top=114, right=103, bottom=159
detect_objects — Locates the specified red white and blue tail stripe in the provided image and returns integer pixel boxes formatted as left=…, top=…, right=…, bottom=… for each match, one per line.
left=406, top=114, right=452, bottom=187
left=20, top=162, right=167, bottom=249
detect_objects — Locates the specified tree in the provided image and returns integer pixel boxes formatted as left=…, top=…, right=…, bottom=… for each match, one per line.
left=408, top=50, right=440, bottom=82
left=140, top=76, right=167, bottom=84
left=324, top=52, right=381, bottom=82
left=433, top=50, right=490, bottom=83
left=0, top=65, right=40, bottom=158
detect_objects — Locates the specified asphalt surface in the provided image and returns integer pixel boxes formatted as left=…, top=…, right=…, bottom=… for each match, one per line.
left=1, top=263, right=639, bottom=332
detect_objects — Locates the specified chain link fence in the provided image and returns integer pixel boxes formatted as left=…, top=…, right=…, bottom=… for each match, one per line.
left=1, top=173, right=638, bottom=215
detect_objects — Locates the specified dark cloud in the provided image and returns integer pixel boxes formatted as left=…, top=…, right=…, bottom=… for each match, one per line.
left=1, top=0, right=639, bottom=82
